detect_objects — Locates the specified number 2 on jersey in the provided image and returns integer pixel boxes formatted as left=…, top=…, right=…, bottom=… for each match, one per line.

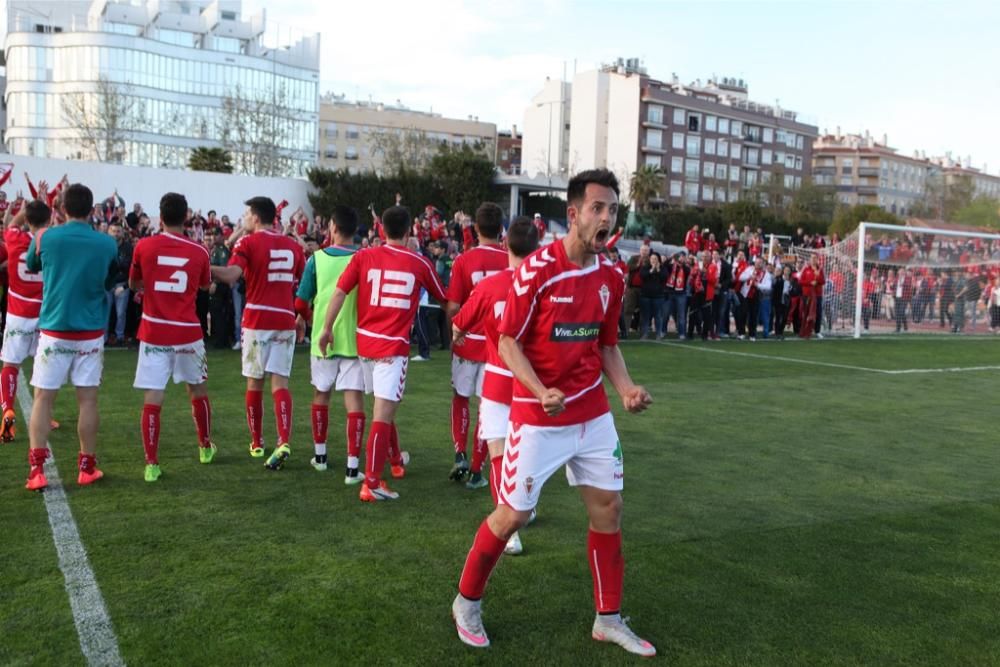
left=268, top=249, right=295, bottom=282
left=367, top=269, right=415, bottom=309
left=153, top=256, right=189, bottom=293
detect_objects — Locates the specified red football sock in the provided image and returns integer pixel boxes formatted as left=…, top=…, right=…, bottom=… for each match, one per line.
left=78, top=452, right=96, bottom=473
left=245, top=390, right=263, bottom=447
left=458, top=519, right=507, bottom=600
left=141, top=404, right=161, bottom=464
left=489, top=454, right=502, bottom=506
left=588, top=530, right=624, bottom=614
left=311, top=403, right=329, bottom=446
left=470, top=428, right=487, bottom=475
left=28, top=446, right=49, bottom=467
left=451, top=395, right=470, bottom=454
left=346, top=411, right=365, bottom=462
left=190, top=396, right=211, bottom=447
left=364, top=420, right=391, bottom=488
left=388, top=422, right=402, bottom=466
left=272, top=388, right=292, bottom=444
left=0, top=365, right=17, bottom=412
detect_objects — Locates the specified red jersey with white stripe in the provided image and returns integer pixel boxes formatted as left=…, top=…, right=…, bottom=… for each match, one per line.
left=4, top=227, right=43, bottom=318
left=337, top=243, right=447, bottom=358
left=453, top=268, right=514, bottom=404
left=447, top=243, right=508, bottom=362
left=130, top=232, right=211, bottom=345
left=499, top=240, right=623, bottom=427
left=229, top=229, right=305, bottom=330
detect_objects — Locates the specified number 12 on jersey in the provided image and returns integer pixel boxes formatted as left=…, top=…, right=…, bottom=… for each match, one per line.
left=367, top=269, right=415, bottom=309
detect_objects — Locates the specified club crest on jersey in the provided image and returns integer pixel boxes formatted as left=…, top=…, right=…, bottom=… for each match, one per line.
left=598, top=284, right=610, bottom=314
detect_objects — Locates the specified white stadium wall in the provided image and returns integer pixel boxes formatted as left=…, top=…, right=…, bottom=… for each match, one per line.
left=1, top=156, right=314, bottom=225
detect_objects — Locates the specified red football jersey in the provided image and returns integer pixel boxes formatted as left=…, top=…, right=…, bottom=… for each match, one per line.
left=5, top=227, right=44, bottom=318
left=229, top=230, right=305, bottom=330
left=130, top=232, right=211, bottom=345
left=453, top=268, right=514, bottom=404
left=337, top=244, right=447, bottom=358
left=447, top=243, right=508, bottom=362
left=499, top=241, right=623, bottom=427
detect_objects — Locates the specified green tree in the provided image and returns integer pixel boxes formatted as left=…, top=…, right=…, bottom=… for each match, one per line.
left=788, top=179, right=836, bottom=234
left=953, top=197, right=1000, bottom=230
left=628, top=165, right=664, bottom=213
left=188, top=147, right=233, bottom=173
left=829, top=204, right=901, bottom=238
left=429, top=144, right=497, bottom=215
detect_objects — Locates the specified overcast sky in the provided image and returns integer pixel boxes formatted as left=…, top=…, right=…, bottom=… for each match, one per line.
left=4, top=1, right=999, bottom=173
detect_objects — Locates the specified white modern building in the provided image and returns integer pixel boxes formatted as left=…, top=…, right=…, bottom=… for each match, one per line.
left=3, top=0, right=320, bottom=176
left=521, top=77, right=571, bottom=180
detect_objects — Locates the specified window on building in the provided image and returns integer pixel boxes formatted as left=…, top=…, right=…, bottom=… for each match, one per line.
left=795, top=156, right=803, bottom=171
left=717, top=164, right=728, bottom=181
left=703, top=162, right=715, bottom=179
left=706, top=115, right=717, bottom=132
left=729, top=189, right=739, bottom=202
left=685, top=159, right=700, bottom=180
left=795, top=176, right=802, bottom=189
left=324, top=148, right=338, bottom=159
left=763, top=128, right=774, bottom=143
left=718, top=118, right=730, bottom=134
left=647, top=105, right=663, bottom=124
left=670, top=180, right=682, bottom=197
left=796, top=136, right=804, bottom=150
left=645, top=155, right=662, bottom=168
left=684, top=182, right=699, bottom=204
left=646, top=128, right=663, bottom=149
left=671, top=156, right=683, bottom=173
left=345, top=146, right=358, bottom=160
left=688, top=114, right=700, bottom=132
left=785, top=132, right=796, bottom=148
left=718, top=139, right=728, bottom=158
left=730, top=142, right=741, bottom=160
left=775, top=130, right=787, bottom=145
left=762, top=149, right=772, bottom=165
left=761, top=171, right=771, bottom=183
left=731, top=120, right=743, bottom=137
left=704, top=186, right=714, bottom=202
left=730, top=166, right=740, bottom=182
left=672, top=132, right=685, bottom=149
left=221, top=10, right=237, bottom=19
left=744, top=170, right=757, bottom=188
left=324, top=123, right=338, bottom=138
left=705, top=138, right=716, bottom=155
left=686, top=136, right=701, bottom=157
left=841, top=175, right=853, bottom=186
left=745, top=148, right=759, bottom=165
left=673, top=108, right=686, bottom=124
left=346, top=125, right=360, bottom=139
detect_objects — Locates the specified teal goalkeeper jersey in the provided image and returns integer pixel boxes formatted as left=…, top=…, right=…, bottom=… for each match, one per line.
left=26, top=221, right=118, bottom=333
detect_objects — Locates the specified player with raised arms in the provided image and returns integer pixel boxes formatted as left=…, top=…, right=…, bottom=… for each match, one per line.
left=451, top=169, right=656, bottom=657
left=317, top=206, right=447, bottom=502
left=128, top=192, right=214, bottom=481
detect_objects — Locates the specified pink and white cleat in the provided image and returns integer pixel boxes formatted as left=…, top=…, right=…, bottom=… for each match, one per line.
left=592, top=613, right=656, bottom=657
left=452, top=594, right=490, bottom=648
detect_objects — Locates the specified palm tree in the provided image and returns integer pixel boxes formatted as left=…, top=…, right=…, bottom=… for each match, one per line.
left=629, top=164, right=664, bottom=213
left=188, top=147, right=234, bottom=173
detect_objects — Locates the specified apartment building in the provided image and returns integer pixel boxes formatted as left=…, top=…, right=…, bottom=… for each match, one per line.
left=523, top=59, right=818, bottom=207
left=520, top=77, right=571, bottom=179
left=317, top=95, right=496, bottom=175
left=496, top=127, right=522, bottom=175
left=929, top=154, right=1000, bottom=200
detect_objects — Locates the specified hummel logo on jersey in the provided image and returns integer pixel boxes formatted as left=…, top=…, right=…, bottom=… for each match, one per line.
left=549, top=295, right=574, bottom=303
left=550, top=322, right=601, bottom=342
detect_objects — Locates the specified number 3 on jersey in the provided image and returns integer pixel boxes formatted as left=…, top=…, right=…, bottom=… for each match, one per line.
left=153, top=256, right=189, bottom=293
left=367, top=269, right=415, bottom=309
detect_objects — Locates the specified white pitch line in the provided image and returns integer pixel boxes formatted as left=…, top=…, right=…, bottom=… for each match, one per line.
left=633, top=340, right=1000, bottom=375
left=17, top=374, right=126, bottom=667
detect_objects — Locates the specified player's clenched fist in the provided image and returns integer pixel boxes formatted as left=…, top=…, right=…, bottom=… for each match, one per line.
left=540, top=387, right=566, bottom=417
left=317, top=329, right=333, bottom=355
left=622, top=385, right=652, bottom=413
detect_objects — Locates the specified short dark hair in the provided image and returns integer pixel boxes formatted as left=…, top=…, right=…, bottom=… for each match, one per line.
left=160, top=192, right=188, bottom=227
left=381, top=206, right=410, bottom=240
left=207, top=209, right=216, bottom=217
left=62, top=183, right=93, bottom=219
left=244, top=196, right=277, bottom=227
left=567, top=169, right=620, bottom=208
left=24, top=199, right=51, bottom=228
left=506, top=216, right=539, bottom=259
left=475, top=202, right=503, bottom=240
left=332, top=205, right=359, bottom=238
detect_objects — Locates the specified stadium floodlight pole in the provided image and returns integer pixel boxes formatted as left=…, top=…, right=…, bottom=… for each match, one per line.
left=853, top=222, right=867, bottom=339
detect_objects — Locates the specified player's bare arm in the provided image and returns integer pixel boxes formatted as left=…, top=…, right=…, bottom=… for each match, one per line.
left=498, top=334, right=565, bottom=416
left=600, top=345, right=652, bottom=413
left=316, top=287, right=348, bottom=354
left=211, top=264, right=243, bottom=285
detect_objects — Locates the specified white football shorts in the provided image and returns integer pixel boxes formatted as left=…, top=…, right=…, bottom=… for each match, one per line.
left=451, top=356, right=484, bottom=398
left=1, top=314, right=40, bottom=365
left=241, top=328, right=296, bottom=379
left=310, top=356, right=366, bottom=393
left=133, top=340, right=208, bottom=390
left=30, top=333, right=105, bottom=389
left=360, top=355, right=408, bottom=402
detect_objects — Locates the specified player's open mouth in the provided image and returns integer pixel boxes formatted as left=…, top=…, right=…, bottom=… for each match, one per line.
left=595, top=229, right=609, bottom=243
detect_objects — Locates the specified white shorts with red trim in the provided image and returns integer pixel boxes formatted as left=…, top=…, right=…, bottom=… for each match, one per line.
left=478, top=397, right=511, bottom=442
left=498, top=412, right=623, bottom=512
left=1, top=314, right=40, bottom=365
left=310, top=356, right=366, bottom=393
left=360, top=355, right=408, bottom=402
left=30, top=333, right=105, bottom=389
left=451, top=356, right=484, bottom=398
left=133, top=340, right=207, bottom=390
left=241, top=328, right=296, bottom=379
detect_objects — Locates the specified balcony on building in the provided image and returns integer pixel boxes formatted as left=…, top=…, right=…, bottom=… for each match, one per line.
left=742, top=131, right=762, bottom=146
left=858, top=167, right=879, bottom=177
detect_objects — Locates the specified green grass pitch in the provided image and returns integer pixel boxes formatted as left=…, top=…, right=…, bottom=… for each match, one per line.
left=2, top=338, right=1000, bottom=666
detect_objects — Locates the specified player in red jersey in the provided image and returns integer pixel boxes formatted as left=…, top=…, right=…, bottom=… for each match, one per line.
left=212, top=197, right=305, bottom=469
left=129, top=193, right=214, bottom=481
left=0, top=200, right=54, bottom=441
left=452, top=216, right=539, bottom=554
left=445, top=202, right=508, bottom=486
left=451, top=170, right=656, bottom=657
left=317, top=206, right=447, bottom=502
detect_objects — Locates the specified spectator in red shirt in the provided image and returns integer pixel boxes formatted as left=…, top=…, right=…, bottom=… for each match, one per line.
left=684, top=224, right=701, bottom=255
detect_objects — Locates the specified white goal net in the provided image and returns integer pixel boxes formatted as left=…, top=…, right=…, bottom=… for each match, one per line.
left=787, top=222, right=1000, bottom=337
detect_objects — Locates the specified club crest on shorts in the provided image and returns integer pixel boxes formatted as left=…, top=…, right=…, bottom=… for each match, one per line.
left=598, top=284, right=610, bottom=315
left=525, top=476, right=535, bottom=495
